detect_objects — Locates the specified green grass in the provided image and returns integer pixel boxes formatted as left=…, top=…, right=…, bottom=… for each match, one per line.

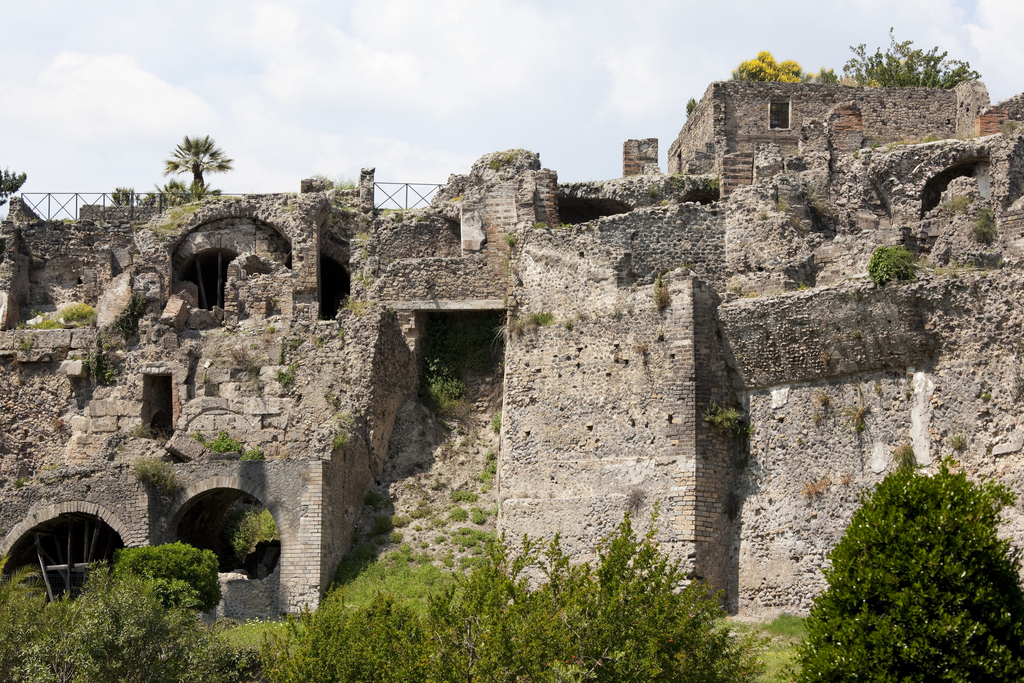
left=330, top=543, right=457, bottom=612
left=729, top=614, right=805, bottom=682
left=217, top=619, right=288, bottom=649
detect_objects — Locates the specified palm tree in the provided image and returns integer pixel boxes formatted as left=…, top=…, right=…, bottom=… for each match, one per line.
left=163, top=135, right=233, bottom=187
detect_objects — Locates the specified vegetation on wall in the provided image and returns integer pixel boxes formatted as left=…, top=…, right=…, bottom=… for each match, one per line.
left=113, top=542, right=222, bottom=612
left=419, top=313, right=503, bottom=417
left=221, top=507, right=279, bottom=569
left=867, top=245, right=916, bottom=287
left=0, top=167, right=27, bottom=208
left=798, top=461, right=1024, bottom=681
left=844, top=29, right=981, bottom=89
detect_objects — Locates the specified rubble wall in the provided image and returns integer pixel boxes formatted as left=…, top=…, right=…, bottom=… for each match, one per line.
left=718, top=267, right=1024, bottom=615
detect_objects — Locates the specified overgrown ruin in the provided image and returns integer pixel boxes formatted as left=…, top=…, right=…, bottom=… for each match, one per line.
left=3, top=78, right=1024, bottom=617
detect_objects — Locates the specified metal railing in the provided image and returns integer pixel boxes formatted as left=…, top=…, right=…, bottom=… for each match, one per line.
left=374, top=182, right=443, bottom=210
left=15, top=184, right=445, bottom=221
left=18, top=192, right=243, bottom=221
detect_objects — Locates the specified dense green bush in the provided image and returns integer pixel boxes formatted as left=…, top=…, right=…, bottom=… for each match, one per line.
left=798, top=461, right=1024, bottom=681
left=132, top=457, right=179, bottom=496
left=266, top=513, right=761, bottom=683
left=113, top=542, right=222, bottom=612
left=1, top=568, right=233, bottom=683
left=868, top=245, right=916, bottom=287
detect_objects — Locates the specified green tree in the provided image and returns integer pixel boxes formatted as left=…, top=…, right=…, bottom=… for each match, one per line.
left=732, top=51, right=804, bottom=82
left=844, top=29, right=981, bottom=89
left=113, top=542, right=222, bottom=611
left=686, top=97, right=698, bottom=118
left=163, top=135, right=233, bottom=188
left=0, top=556, right=44, bottom=682
left=0, top=168, right=27, bottom=208
left=798, top=461, right=1024, bottom=682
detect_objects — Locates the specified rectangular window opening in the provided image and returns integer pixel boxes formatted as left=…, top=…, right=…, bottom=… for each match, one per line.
left=770, top=101, right=790, bottom=130
left=142, top=374, right=175, bottom=438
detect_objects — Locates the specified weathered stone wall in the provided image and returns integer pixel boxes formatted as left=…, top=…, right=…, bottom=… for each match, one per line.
left=717, top=266, right=1024, bottom=614
left=669, top=83, right=723, bottom=175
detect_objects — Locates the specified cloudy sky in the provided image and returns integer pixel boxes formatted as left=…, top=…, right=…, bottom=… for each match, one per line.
left=1, top=0, right=1021, bottom=204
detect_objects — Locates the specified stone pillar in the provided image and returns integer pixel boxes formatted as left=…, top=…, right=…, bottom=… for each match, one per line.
left=358, top=168, right=375, bottom=214
left=623, top=138, right=659, bottom=176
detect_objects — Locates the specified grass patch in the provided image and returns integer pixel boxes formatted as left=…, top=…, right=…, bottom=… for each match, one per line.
left=730, top=614, right=805, bottom=682
left=450, top=490, right=478, bottom=503
left=59, top=303, right=96, bottom=327
left=973, top=207, right=997, bottom=245
left=449, top=507, right=469, bottom=523
left=217, top=619, right=288, bottom=650
left=331, top=543, right=456, bottom=613
left=133, top=458, right=179, bottom=496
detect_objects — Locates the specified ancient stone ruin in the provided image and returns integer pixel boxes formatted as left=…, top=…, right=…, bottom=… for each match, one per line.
left=3, top=78, right=1024, bottom=617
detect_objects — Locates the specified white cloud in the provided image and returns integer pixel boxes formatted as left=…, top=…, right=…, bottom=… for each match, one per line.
left=0, top=52, right=216, bottom=142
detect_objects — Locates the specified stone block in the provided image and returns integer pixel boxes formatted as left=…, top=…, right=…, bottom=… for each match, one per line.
left=97, top=273, right=133, bottom=327
left=59, top=360, right=87, bottom=378
left=165, top=433, right=210, bottom=462
left=160, top=295, right=190, bottom=331
left=89, top=416, right=118, bottom=433
left=993, top=429, right=1024, bottom=456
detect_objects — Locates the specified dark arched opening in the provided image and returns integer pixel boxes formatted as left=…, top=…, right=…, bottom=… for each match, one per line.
left=319, top=253, right=351, bottom=320
left=178, top=249, right=237, bottom=310
left=4, top=514, right=124, bottom=599
left=175, top=489, right=280, bottom=578
left=920, top=158, right=990, bottom=217
left=557, top=197, right=633, bottom=225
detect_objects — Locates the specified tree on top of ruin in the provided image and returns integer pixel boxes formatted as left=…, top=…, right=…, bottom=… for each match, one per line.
left=844, top=28, right=981, bottom=89
left=731, top=52, right=837, bottom=84
left=0, top=167, right=27, bottom=207
left=163, top=135, right=234, bottom=188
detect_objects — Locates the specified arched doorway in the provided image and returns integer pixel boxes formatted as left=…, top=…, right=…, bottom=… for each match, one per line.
left=178, top=248, right=238, bottom=310
left=3, top=513, right=124, bottom=599
left=173, top=487, right=281, bottom=578
left=920, top=157, right=991, bottom=217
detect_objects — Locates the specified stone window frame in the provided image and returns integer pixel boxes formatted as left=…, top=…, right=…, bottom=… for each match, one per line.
left=769, top=100, right=791, bottom=130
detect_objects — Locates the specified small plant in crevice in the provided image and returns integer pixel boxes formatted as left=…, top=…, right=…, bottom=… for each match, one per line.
left=192, top=430, right=245, bottom=455
left=893, top=443, right=916, bottom=471
left=972, top=207, right=997, bottom=245
left=112, top=292, right=148, bottom=340
left=527, top=311, right=555, bottom=327
left=85, top=350, right=118, bottom=385
left=491, top=411, right=502, bottom=434
left=842, top=404, right=869, bottom=432
left=133, top=458, right=179, bottom=496
left=703, top=402, right=754, bottom=438
left=813, top=390, right=833, bottom=409
left=652, top=274, right=671, bottom=311
left=801, top=476, right=831, bottom=499
left=625, top=486, right=647, bottom=512
left=240, top=448, right=263, bottom=461
left=948, top=433, right=968, bottom=452
left=277, top=362, right=299, bottom=387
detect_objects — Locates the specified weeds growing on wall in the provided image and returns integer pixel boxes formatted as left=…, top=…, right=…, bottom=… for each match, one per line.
left=703, top=402, right=754, bottom=438
left=973, top=207, right=997, bottom=244
left=133, top=457, right=179, bottom=496
left=653, top=274, right=671, bottom=311
left=868, top=245, right=916, bottom=287
left=85, top=351, right=118, bottom=385
left=112, top=292, right=148, bottom=339
left=59, top=303, right=96, bottom=327
left=192, top=430, right=245, bottom=455
left=893, top=443, right=916, bottom=470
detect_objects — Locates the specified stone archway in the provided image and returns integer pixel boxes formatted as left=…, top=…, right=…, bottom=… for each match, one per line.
left=1, top=502, right=133, bottom=599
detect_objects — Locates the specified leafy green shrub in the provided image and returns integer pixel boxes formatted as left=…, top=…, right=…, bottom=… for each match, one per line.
left=113, top=542, right=222, bottom=611
left=527, top=311, right=554, bottom=326
left=192, top=430, right=245, bottom=455
left=391, top=515, right=411, bottom=529
left=702, top=402, right=753, bottom=438
left=798, top=461, right=1024, bottom=681
left=221, top=507, right=278, bottom=569
left=470, top=507, right=488, bottom=525
left=868, top=245, right=916, bottom=287
left=450, top=490, right=478, bottom=503
left=262, top=593, right=431, bottom=682
left=59, top=303, right=96, bottom=327
left=133, top=458, right=179, bottom=496
left=276, top=362, right=298, bottom=387
left=491, top=411, right=502, bottom=433
left=389, top=531, right=404, bottom=544
left=240, top=448, right=263, bottom=461
left=949, top=433, right=968, bottom=451
left=331, top=431, right=349, bottom=451
left=449, top=507, right=469, bottom=523
left=477, top=450, right=497, bottom=484
left=973, top=207, right=997, bottom=244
